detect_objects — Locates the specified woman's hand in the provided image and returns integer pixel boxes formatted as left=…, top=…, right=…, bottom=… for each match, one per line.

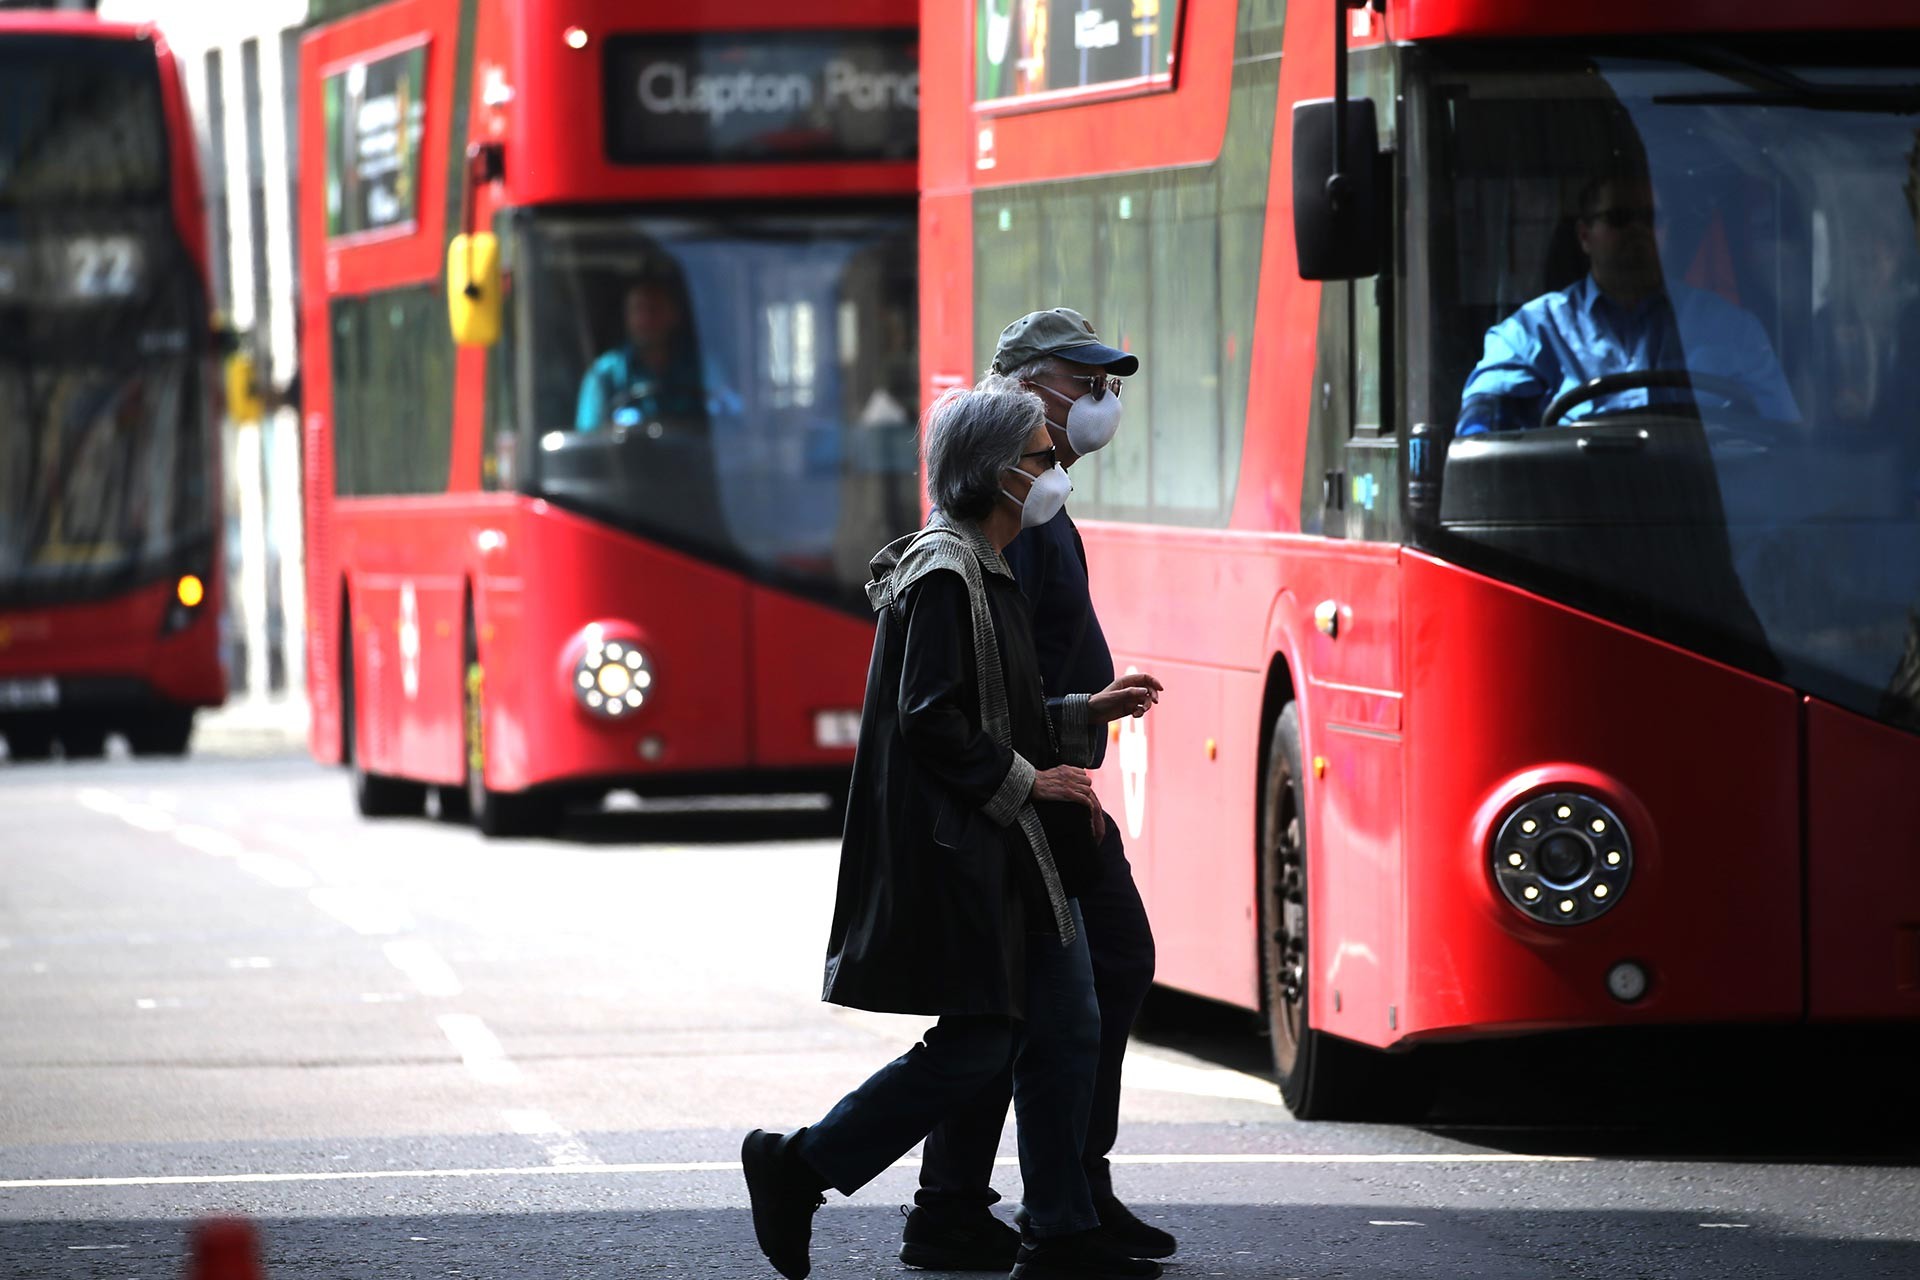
left=1032, top=765, right=1095, bottom=808
left=1090, top=671, right=1163, bottom=723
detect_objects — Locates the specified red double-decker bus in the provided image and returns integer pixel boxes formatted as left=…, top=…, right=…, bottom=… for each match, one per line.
left=924, top=0, right=1920, bottom=1115
left=300, top=0, right=919, bottom=834
left=0, top=11, right=226, bottom=762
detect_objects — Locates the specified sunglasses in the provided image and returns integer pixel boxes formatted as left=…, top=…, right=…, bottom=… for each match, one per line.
left=1585, top=206, right=1659, bottom=230
left=1062, top=372, right=1125, bottom=400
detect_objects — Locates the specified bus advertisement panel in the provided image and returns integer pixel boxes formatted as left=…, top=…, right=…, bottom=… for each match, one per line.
left=301, top=0, right=919, bottom=835
left=922, top=0, right=1920, bottom=1116
left=0, top=13, right=226, bottom=763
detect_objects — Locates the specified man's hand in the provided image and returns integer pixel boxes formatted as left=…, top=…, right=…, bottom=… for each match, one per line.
left=1032, top=765, right=1095, bottom=808
left=1090, top=671, right=1163, bottom=723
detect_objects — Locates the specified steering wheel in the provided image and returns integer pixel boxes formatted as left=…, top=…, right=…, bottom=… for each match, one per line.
left=1542, top=369, right=1762, bottom=427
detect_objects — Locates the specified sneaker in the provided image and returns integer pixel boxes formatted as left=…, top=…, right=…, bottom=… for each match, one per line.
left=1095, top=1197, right=1177, bottom=1260
left=1009, top=1228, right=1162, bottom=1280
left=899, top=1205, right=1021, bottom=1270
left=741, top=1128, right=826, bottom=1280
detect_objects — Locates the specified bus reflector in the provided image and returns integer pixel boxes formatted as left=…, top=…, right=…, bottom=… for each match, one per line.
left=176, top=575, right=206, bottom=608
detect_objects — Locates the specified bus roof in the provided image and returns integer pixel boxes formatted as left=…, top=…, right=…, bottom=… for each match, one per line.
left=0, top=12, right=154, bottom=41
left=1394, top=0, right=1920, bottom=41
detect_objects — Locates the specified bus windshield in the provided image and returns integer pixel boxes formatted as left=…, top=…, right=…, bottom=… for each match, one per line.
left=0, top=33, right=212, bottom=609
left=521, top=212, right=920, bottom=612
left=1411, top=41, right=1920, bottom=734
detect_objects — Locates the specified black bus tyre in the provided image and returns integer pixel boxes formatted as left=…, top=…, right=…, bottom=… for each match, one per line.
left=342, top=608, right=426, bottom=818
left=463, top=613, right=557, bottom=840
left=127, top=709, right=195, bottom=757
left=5, top=721, right=56, bottom=763
left=1260, top=701, right=1430, bottom=1122
left=59, top=721, right=108, bottom=760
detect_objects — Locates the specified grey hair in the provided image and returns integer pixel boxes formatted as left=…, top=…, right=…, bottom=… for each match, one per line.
left=924, top=384, right=1046, bottom=522
left=986, top=355, right=1062, bottom=384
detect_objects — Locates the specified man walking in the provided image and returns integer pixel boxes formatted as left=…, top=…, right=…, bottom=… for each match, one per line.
left=901, top=308, right=1176, bottom=1270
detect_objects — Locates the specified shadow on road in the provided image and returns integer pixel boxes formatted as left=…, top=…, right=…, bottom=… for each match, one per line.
left=553, top=796, right=845, bottom=846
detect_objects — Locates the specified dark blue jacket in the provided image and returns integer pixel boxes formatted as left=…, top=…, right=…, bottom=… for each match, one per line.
left=1003, top=509, right=1116, bottom=768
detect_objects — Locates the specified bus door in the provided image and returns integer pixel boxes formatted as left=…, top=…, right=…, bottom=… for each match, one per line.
left=1295, top=48, right=1410, bottom=1045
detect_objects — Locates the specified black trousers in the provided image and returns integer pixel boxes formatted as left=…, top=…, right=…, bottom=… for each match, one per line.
left=917, top=823, right=1156, bottom=1210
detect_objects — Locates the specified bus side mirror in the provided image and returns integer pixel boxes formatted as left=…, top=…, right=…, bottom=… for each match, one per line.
left=1292, top=97, right=1382, bottom=281
left=224, top=350, right=265, bottom=425
left=447, top=231, right=502, bottom=347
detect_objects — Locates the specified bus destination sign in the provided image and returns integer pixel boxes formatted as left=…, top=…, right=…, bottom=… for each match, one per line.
left=604, top=31, right=918, bottom=165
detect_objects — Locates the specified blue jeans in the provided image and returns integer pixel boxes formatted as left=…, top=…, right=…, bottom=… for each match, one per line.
left=919, top=827, right=1156, bottom=1209
left=795, top=901, right=1101, bottom=1238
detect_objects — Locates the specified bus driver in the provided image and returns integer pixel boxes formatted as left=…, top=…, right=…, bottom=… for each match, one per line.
left=574, top=274, right=712, bottom=432
left=1456, top=170, right=1798, bottom=435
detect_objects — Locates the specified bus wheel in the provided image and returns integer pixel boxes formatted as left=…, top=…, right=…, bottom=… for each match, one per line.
left=127, top=709, right=195, bottom=757
left=342, top=612, right=425, bottom=818
left=1261, top=702, right=1430, bottom=1122
left=1262, top=702, right=1359, bottom=1118
left=5, top=720, right=56, bottom=763
left=463, top=621, right=557, bottom=839
left=60, top=720, right=109, bottom=760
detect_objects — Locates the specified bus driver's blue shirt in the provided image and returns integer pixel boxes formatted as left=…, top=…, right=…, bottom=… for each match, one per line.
left=574, top=347, right=713, bottom=431
left=1457, top=275, right=1799, bottom=434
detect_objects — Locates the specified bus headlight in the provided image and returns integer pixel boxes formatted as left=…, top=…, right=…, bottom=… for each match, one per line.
left=1491, top=791, right=1632, bottom=925
left=572, top=630, right=653, bottom=719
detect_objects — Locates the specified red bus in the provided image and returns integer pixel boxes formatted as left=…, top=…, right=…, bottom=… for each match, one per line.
left=0, top=12, right=226, bottom=763
left=300, top=0, right=920, bottom=834
left=923, top=0, right=1920, bottom=1116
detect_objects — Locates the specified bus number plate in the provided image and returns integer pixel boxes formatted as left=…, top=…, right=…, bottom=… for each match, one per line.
left=813, top=710, right=861, bottom=750
left=0, top=677, right=59, bottom=710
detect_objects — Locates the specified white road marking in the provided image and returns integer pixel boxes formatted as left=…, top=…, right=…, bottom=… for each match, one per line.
left=308, top=887, right=413, bottom=936
left=235, top=851, right=316, bottom=890
left=1700, top=1223, right=1752, bottom=1228
left=67, top=1245, right=128, bottom=1251
left=115, top=803, right=177, bottom=833
left=0, top=1152, right=1592, bottom=1191
left=1121, top=1051, right=1285, bottom=1106
left=502, top=1109, right=603, bottom=1168
left=383, top=940, right=462, bottom=998
left=437, top=1013, right=521, bottom=1085
left=74, top=788, right=126, bottom=817
left=174, top=824, right=245, bottom=858
left=1369, top=1220, right=1426, bottom=1226
left=225, top=957, right=274, bottom=970
left=133, top=997, right=184, bottom=1010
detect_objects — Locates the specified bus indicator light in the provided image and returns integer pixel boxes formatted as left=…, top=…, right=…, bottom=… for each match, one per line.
left=176, top=575, right=206, bottom=609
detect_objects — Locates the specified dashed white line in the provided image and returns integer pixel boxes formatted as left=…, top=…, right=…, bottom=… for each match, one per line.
left=1700, top=1223, right=1752, bottom=1229
left=1369, top=1220, right=1426, bottom=1227
left=436, top=1013, right=521, bottom=1085
left=502, top=1109, right=603, bottom=1168
left=0, top=1152, right=1592, bottom=1191
left=173, top=824, right=245, bottom=858
left=383, top=939, right=462, bottom=998
left=308, top=887, right=413, bottom=936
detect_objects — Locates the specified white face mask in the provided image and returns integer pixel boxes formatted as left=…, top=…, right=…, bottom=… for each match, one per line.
left=1001, top=462, right=1072, bottom=528
left=1032, top=379, right=1125, bottom=455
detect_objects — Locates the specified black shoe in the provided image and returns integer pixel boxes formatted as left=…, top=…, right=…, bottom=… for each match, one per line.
left=741, top=1128, right=826, bottom=1280
left=1095, top=1197, right=1177, bottom=1260
left=1009, top=1228, right=1162, bottom=1280
left=899, top=1205, right=1021, bottom=1270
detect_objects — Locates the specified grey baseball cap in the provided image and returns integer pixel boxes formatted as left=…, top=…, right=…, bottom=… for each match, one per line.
left=990, top=307, right=1140, bottom=377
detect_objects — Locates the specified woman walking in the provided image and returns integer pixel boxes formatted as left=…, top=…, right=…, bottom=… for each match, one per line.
left=741, top=386, right=1163, bottom=1280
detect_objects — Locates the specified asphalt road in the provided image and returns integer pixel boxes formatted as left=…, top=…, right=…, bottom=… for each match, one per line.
left=3, top=750, right=1918, bottom=1279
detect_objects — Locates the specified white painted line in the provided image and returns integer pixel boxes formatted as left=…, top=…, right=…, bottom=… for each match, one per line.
left=1369, top=1220, right=1426, bottom=1226
left=309, top=887, right=412, bottom=936
left=226, top=957, right=275, bottom=970
left=174, top=824, right=245, bottom=858
left=1122, top=1052, right=1285, bottom=1106
left=144, top=789, right=178, bottom=811
left=437, top=1013, right=521, bottom=1085
left=116, top=803, right=178, bottom=834
left=67, top=1244, right=128, bottom=1251
left=133, top=997, right=184, bottom=1011
left=235, top=851, right=316, bottom=890
left=384, top=940, right=462, bottom=998
left=75, top=788, right=125, bottom=817
left=502, top=1109, right=603, bottom=1168
left=0, top=1152, right=1593, bottom=1191
left=1700, top=1223, right=1752, bottom=1229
